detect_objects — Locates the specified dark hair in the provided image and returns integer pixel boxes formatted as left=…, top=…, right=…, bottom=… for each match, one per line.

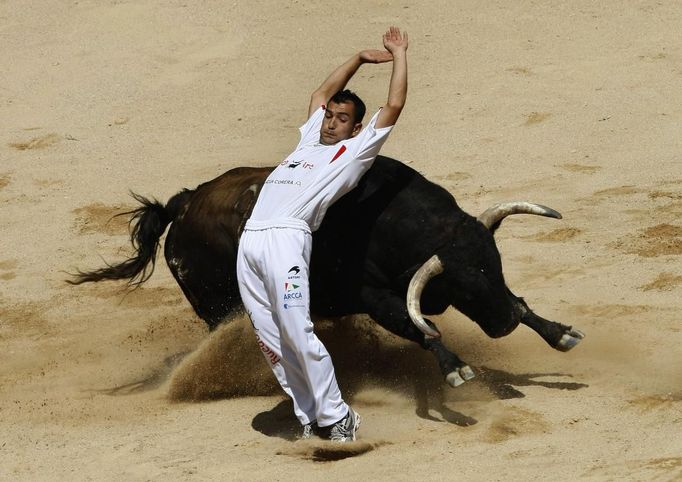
left=329, top=89, right=366, bottom=124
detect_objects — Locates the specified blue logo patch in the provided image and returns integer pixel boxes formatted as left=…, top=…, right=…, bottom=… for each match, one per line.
left=283, top=292, right=303, bottom=301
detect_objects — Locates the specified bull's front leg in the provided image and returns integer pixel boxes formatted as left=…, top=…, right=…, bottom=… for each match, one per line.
left=360, top=286, right=475, bottom=387
left=508, top=290, right=585, bottom=351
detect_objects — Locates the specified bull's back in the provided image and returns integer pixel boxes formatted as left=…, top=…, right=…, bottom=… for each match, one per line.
left=164, top=166, right=272, bottom=328
left=310, top=156, right=465, bottom=314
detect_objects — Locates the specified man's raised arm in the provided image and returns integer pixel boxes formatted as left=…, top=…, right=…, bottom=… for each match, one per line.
left=376, top=27, right=409, bottom=129
left=308, top=50, right=393, bottom=119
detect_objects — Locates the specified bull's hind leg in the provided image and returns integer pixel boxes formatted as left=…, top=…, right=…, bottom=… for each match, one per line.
left=509, top=290, right=585, bottom=352
left=361, top=287, right=475, bottom=387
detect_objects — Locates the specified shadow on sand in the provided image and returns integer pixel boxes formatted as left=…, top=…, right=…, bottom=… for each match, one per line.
left=250, top=364, right=589, bottom=442
left=89, top=316, right=588, bottom=444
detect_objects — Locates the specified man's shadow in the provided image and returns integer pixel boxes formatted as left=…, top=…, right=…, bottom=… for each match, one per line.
left=250, top=318, right=589, bottom=441
left=250, top=367, right=588, bottom=441
left=90, top=317, right=588, bottom=441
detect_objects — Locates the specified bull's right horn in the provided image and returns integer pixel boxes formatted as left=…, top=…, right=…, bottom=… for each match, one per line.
left=477, top=202, right=562, bottom=229
left=407, top=255, right=444, bottom=339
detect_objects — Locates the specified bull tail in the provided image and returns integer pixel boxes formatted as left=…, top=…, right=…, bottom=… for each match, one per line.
left=68, top=189, right=193, bottom=286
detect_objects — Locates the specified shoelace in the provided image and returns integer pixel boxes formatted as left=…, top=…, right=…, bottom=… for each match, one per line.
left=329, top=413, right=353, bottom=441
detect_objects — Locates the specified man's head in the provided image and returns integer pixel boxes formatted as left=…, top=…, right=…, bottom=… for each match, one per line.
left=319, top=90, right=366, bottom=145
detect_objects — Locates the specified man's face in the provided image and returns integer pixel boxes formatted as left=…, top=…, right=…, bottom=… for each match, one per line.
left=319, top=101, right=362, bottom=145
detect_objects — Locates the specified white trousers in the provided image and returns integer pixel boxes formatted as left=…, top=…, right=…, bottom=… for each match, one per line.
left=236, top=218, right=348, bottom=427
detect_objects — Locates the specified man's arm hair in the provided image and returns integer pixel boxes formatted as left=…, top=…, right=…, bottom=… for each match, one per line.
left=376, top=27, right=408, bottom=129
left=308, top=50, right=393, bottom=119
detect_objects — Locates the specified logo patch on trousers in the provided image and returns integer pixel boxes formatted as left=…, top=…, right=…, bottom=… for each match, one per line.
left=288, top=266, right=300, bottom=275
left=255, top=334, right=280, bottom=365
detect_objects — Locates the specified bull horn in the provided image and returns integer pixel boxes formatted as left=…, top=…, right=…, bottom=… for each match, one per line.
left=407, top=255, right=444, bottom=339
left=477, top=202, right=562, bottom=229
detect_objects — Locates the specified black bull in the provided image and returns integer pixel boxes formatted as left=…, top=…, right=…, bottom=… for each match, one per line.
left=72, top=155, right=584, bottom=387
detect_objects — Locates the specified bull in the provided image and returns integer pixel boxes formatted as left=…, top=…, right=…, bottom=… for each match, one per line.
left=71, top=155, right=584, bottom=387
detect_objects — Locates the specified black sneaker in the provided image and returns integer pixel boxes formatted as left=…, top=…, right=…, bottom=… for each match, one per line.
left=329, top=408, right=361, bottom=442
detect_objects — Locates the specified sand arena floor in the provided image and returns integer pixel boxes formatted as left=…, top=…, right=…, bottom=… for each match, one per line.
left=1, top=1, right=680, bottom=480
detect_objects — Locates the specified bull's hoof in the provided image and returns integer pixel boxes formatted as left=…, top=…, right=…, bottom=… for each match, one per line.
left=556, top=328, right=585, bottom=352
left=445, top=365, right=475, bottom=387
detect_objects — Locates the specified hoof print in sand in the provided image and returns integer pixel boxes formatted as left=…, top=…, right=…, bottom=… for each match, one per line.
left=523, top=112, right=551, bottom=125
left=9, top=133, right=61, bottom=150
left=484, top=408, right=549, bottom=443
left=639, top=272, right=682, bottom=291
left=72, top=203, right=133, bottom=235
left=0, top=260, right=18, bottom=281
left=611, top=223, right=682, bottom=257
left=524, top=227, right=582, bottom=242
left=559, top=164, right=601, bottom=174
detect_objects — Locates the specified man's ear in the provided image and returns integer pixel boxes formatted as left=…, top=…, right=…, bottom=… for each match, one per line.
left=351, top=122, right=363, bottom=137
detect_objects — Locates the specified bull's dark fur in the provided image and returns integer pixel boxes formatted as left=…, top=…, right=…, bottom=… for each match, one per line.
left=72, top=156, right=582, bottom=382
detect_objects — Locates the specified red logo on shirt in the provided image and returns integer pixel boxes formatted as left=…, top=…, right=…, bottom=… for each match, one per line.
left=330, top=145, right=346, bottom=163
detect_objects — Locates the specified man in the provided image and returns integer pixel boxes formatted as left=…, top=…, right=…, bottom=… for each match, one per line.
left=237, top=27, right=408, bottom=442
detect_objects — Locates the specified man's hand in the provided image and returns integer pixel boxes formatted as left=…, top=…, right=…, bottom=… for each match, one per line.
left=376, top=26, right=408, bottom=129
left=308, top=28, right=408, bottom=120
left=359, top=49, right=393, bottom=64
left=383, top=26, right=408, bottom=54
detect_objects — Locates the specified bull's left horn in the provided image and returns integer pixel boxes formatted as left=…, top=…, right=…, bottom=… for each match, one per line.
left=477, top=202, right=562, bottom=229
left=407, top=255, right=444, bottom=339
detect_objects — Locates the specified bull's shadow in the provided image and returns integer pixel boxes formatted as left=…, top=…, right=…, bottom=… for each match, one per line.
left=250, top=317, right=589, bottom=440
left=475, top=365, right=589, bottom=400
left=87, top=316, right=587, bottom=438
